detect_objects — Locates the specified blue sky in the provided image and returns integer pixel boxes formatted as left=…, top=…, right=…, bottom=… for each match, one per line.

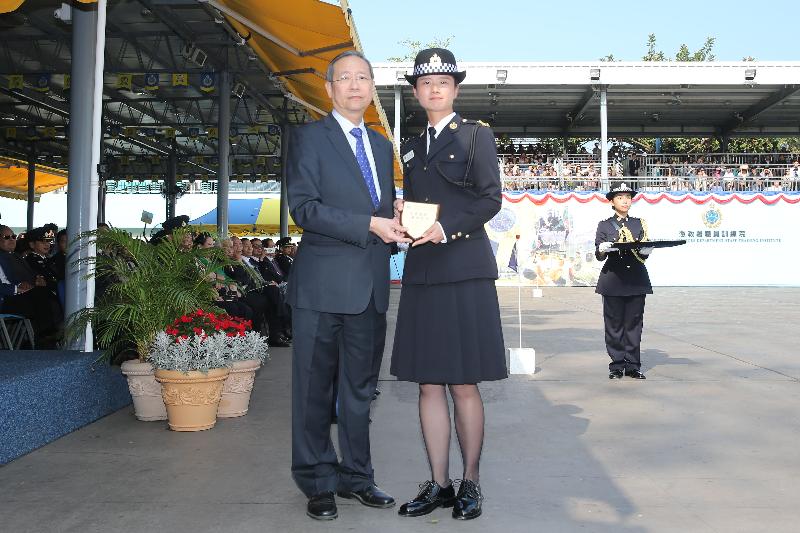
left=346, top=0, right=798, bottom=62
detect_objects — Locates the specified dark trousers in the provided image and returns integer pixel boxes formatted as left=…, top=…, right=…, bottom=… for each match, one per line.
left=602, top=295, right=646, bottom=371
left=291, top=297, right=386, bottom=498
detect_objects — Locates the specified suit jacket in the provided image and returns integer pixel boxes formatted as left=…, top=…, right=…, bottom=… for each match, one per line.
left=594, top=215, right=653, bottom=296
left=286, top=114, right=396, bottom=314
left=260, top=256, right=286, bottom=284
left=0, top=250, right=36, bottom=285
left=400, top=115, right=502, bottom=285
left=275, top=254, right=293, bottom=279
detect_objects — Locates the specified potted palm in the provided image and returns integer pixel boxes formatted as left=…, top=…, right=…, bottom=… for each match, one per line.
left=67, top=228, right=236, bottom=421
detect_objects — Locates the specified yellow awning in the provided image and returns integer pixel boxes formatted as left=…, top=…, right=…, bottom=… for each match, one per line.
left=0, top=156, right=68, bottom=200
left=0, top=0, right=95, bottom=14
left=209, top=0, right=402, bottom=183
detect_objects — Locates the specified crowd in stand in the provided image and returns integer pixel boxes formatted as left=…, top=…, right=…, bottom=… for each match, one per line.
left=0, top=215, right=296, bottom=351
left=496, top=140, right=800, bottom=193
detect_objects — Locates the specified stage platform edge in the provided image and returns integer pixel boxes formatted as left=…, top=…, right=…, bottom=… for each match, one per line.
left=1, top=350, right=132, bottom=465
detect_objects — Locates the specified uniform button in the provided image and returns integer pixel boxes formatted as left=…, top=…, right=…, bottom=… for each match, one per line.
left=423, top=166, right=427, bottom=171
left=372, top=238, right=378, bottom=244
left=457, top=232, right=462, bottom=237
left=424, top=197, right=430, bottom=202
left=449, top=154, right=455, bottom=159
left=626, top=265, right=631, bottom=269
left=465, top=234, right=470, bottom=239
left=451, top=234, right=456, bottom=240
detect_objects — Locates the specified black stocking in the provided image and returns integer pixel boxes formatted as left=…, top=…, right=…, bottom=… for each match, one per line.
left=418, top=383, right=451, bottom=486
left=449, top=384, right=484, bottom=482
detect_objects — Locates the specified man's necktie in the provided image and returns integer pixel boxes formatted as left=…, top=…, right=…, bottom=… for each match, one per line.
left=349, top=127, right=380, bottom=209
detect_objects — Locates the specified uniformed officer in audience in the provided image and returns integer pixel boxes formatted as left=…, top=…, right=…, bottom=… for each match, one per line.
left=595, top=183, right=654, bottom=380
left=25, top=226, right=59, bottom=294
left=150, top=215, right=190, bottom=245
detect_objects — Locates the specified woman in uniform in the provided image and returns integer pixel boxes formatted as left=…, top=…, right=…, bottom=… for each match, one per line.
left=391, top=48, right=507, bottom=521
left=595, top=183, right=654, bottom=379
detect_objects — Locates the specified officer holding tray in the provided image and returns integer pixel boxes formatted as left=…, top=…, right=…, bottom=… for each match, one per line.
left=595, top=183, right=654, bottom=380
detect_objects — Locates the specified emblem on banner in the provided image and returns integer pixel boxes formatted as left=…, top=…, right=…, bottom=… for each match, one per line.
left=144, top=72, right=160, bottom=91
left=702, top=202, right=722, bottom=228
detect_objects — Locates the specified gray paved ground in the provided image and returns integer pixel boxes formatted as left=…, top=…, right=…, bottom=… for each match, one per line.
left=1, top=287, right=799, bottom=533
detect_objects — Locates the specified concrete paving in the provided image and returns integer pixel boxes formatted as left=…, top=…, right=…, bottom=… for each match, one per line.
left=1, top=287, right=798, bottom=533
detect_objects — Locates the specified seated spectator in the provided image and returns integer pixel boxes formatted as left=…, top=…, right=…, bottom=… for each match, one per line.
left=49, top=229, right=67, bottom=281
left=0, top=225, right=63, bottom=347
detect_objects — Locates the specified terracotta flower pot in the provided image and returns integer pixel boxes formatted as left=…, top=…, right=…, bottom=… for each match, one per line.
left=154, top=368, right=230, bottom=431
left=120, top=360, right=167, bottom=421
left=217, top=359, right=262, bottom=418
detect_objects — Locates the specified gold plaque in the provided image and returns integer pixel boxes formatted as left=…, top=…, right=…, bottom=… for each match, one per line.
left=401, top=201, right=440, bottom=240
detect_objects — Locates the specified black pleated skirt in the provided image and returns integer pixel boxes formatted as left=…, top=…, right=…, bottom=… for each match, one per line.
left=390, top=278, right=508, bottom=384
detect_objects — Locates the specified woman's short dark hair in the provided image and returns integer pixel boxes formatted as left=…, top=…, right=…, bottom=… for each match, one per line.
left=193, top=232, right=212, bottom=247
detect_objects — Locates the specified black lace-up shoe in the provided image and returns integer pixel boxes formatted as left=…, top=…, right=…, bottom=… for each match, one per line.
left=452, top=479, right=482, bottom=520
left=306, top=492, right=337, bottom=520
left=398, top=480, right=456, bottom=517
left=609, top=369, right=624, bottom=379
left=337, top=484, right=395, bottom=508
left=625, top=368, right=646, bottom=379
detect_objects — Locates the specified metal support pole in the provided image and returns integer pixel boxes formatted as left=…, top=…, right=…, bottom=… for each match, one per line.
left=27, top=145, right=35, bottom=230
left=216, top=71, right=230, bottom=238
left=279, top=123, right=289, bottom=239
left=279, top=99, right=290, bottom=239
left=166, top=146, right=177, bottom=219
left=600, top=87, right=609, bottom=191
left=393, top=85, right=402, bottom=153
left=97, top=181, right=106, bottom=224
left=65, top=0, right=105, bottom=351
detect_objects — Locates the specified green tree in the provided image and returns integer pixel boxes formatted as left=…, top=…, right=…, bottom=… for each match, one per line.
left=386, top=36, right=454, bottom=62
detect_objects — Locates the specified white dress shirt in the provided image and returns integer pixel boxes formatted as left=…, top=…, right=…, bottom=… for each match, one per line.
left=331, top=109, right=382, bottom=200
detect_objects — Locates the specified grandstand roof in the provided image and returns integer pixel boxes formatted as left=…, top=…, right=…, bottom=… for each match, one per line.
left=373, top=62, right=800, bottom=138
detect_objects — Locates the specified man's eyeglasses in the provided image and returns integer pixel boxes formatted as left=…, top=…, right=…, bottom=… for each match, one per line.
left=330, top=73, right=372, bottom=84
left=2, top=234, right=16, bottom=240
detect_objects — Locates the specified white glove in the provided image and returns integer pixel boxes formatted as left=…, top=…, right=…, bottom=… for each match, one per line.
left=598, top=242, right=618, bottom=253
left=639, top=246, right=654, bottom=255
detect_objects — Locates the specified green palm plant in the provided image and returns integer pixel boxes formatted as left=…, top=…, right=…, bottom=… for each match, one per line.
left=67, top=228, right=238, bottom=362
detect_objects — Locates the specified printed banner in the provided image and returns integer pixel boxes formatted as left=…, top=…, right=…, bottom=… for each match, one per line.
left=488, top=191, right=800, bottom=287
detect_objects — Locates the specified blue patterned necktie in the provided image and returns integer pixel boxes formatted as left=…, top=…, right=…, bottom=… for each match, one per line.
left=349, top=127, right=380, bottom=209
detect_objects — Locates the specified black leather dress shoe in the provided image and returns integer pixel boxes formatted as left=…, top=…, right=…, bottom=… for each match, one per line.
left=307, top=492, right=337, bottom=520
left=337, top=485, right=395, bottom=508
left=625, top=368, right=646, bottom=379
left=268, top=336, right=291, bottom=348
left=609, top=369, right=624, bottom=379
left=398, top=480, right=456, bottom=517
left=452, top=479, right=482, bottom=520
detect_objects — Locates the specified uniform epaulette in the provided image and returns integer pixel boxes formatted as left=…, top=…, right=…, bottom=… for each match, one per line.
left=459, top=118, right=489, bottom=127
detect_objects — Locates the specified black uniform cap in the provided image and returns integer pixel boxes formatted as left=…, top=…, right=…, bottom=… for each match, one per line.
left=405, top=48, right=466, bottom=86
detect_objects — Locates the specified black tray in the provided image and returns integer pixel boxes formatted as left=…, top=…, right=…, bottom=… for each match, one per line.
left=613, top=239, right=687, bottom=250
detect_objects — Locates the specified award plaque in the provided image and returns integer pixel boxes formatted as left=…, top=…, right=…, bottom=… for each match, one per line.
left=401, top=201, right=440, bottom=240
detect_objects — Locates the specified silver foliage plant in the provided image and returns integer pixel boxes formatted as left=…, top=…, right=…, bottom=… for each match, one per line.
left=149, top=331, right=268, bottom=373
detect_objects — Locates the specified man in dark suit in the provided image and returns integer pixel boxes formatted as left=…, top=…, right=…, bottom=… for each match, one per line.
left=286, top=49, right=409, bottom=521
left=595, top=183, right=654, bottom=380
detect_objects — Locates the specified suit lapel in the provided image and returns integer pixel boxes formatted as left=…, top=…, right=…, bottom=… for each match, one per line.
left=323, top=114, right=374, bottom=207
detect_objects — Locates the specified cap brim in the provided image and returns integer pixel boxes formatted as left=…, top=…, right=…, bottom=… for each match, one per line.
left=405, top=70, right=466, bottom=86
left=606, top=190, right=638, bottom=201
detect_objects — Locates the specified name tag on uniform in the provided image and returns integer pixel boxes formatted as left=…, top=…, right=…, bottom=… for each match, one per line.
left=402, top=150, right=415, bottom=163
